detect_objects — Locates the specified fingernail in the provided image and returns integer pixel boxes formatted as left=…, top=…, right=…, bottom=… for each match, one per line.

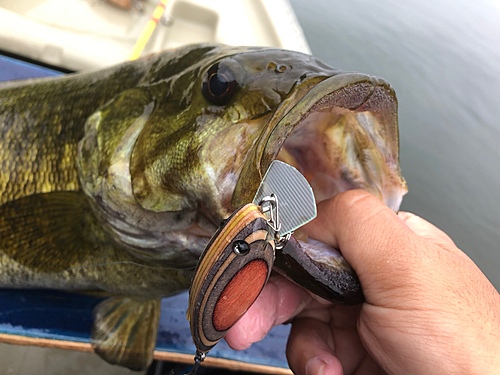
left=305, top=357, right=326, bottom=375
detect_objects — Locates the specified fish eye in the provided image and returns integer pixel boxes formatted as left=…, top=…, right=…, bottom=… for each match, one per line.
left=202, top=63, right=237, bottom=106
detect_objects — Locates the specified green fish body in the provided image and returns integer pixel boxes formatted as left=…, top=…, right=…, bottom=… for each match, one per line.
left=0, top=44, right=407, bottom=369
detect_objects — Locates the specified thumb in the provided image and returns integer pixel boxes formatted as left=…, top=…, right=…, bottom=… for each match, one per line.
left=397, top=211, right=457, bottom=249
left=303, top=190, right=445, bottom=304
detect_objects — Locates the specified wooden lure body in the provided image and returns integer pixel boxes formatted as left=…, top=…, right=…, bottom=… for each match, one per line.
left=187, top=203, right=275, bottom=353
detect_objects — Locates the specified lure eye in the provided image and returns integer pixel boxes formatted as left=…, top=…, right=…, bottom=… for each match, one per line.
left=202, top=63, right=237, bottom=106
left=232, top=240, right=250, bottom=255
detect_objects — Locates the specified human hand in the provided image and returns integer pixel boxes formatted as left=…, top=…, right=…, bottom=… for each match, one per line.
left=225, top=190, right=500, bottom=374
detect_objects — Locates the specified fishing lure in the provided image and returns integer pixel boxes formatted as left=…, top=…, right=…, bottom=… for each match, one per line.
left=180, top=161, right=317, bottom=374
left=183, top=198, right=278, bottom=374
left=187, top=200, right=276, bottom=351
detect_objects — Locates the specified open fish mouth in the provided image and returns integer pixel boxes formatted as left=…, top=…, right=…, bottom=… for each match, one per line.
left=233, top=73, right=407, bottom=304
left=234, top=73, right=407, bottom=209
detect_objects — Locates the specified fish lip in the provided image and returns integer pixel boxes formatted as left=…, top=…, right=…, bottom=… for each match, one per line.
left=232, top=72, right=399, bottom=208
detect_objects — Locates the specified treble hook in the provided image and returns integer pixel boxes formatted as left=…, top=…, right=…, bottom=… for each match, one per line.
left=169, top=350, right=206, bottom=375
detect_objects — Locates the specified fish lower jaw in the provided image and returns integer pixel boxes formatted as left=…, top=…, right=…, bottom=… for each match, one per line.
left=294, top=229, right=353, bottom=274
left=273, top=233, right=363, bottom=305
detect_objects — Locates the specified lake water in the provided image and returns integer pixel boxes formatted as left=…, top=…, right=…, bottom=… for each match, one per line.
left=290, top=0, right=500, bottom=290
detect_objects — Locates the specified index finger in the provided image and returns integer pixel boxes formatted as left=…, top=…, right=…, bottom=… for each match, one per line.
left=303, top=190, right=430, bottom=299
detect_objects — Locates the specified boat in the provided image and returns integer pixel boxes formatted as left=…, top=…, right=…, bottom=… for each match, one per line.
left=0, top=0, right=310, bottom=71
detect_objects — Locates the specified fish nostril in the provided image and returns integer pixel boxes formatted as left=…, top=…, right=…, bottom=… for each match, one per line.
left=275, top=64, right=287, bottom=73
left=266, top=62, right=287, bottom=73
left=267, top=62, right=277, bottom=70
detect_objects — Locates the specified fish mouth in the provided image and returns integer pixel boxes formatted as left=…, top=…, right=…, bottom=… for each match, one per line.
left=232, top=73, right=408, bottom=304
left=234, top=73, right=407, bottom=209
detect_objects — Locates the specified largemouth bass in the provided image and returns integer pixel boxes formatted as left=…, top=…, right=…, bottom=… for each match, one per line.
left=0, top=44, right=407, bottom=370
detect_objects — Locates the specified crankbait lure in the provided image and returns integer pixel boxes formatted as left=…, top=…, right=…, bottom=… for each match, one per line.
left=187, top=199, right=277, bottom=352
left=181, top=161, right=317, bottom=374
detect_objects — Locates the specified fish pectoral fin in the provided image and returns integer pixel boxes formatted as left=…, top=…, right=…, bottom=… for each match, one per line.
left=0, top=192, right=93, bottom=273
left=91, top=297, right=161, bottom=371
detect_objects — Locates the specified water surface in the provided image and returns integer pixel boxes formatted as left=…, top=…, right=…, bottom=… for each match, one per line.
left=290, top=0, right=500, bottom=289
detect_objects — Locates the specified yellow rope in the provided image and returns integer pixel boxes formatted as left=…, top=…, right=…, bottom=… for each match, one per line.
left=129, top=0, right=169, bottom=60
